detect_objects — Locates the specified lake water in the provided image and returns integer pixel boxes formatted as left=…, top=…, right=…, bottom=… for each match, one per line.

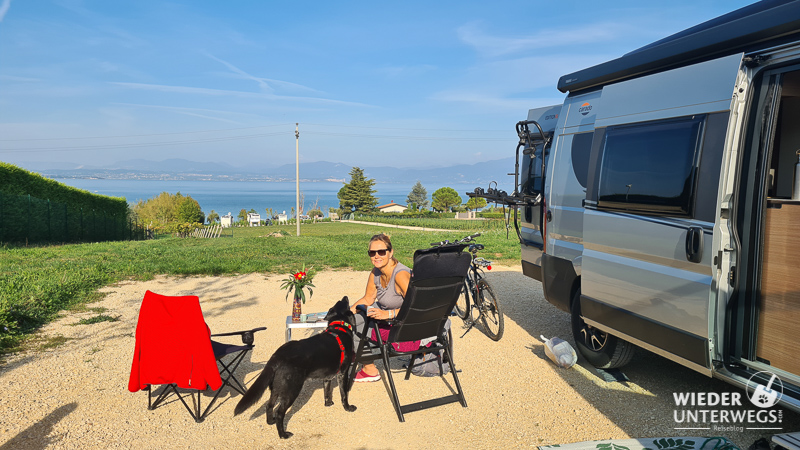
left=52, top=179, right=487, bottom=218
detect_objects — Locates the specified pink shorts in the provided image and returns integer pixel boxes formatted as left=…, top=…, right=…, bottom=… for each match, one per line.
left=370, top=323, right=420, bottom=352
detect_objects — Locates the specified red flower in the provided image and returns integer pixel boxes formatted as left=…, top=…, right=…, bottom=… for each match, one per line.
left=294, top=272, right=302, bottom=280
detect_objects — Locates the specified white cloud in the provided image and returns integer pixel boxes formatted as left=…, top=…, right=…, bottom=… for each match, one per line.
left=205, top=52, right=322, bottom=95
left=0, top=74, right=40, bottom=82
left=430, top=91, right=566, bottom=112
left=110, top=81, right=374, bottom=108
left=0, top=0, right=11, bottom=23
left=457, top=21, right=622, bottom=58
left=111, top=103, right=251, bottom=124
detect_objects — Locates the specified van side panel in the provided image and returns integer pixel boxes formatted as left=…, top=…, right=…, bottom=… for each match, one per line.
left=537, top=91, right=600, bottom=311
left=580, top=53, right=742, bottom=370
left=595, top=53, right=744, bottom=128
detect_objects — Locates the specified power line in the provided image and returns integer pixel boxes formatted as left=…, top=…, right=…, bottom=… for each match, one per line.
left=0, top=122, right=515, bottom=154
left=0, top=122, right=510, bottom=143
left=303, top=131, right=510, bottom=141
left=303, top=123, right=509, bottom=133
left=0, top=132, right=290, bottom=153
left=0, top=123, right=296, bottom=142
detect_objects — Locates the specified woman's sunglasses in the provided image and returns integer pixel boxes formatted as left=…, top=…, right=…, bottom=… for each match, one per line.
left=368, top=248, right=389, bottom=257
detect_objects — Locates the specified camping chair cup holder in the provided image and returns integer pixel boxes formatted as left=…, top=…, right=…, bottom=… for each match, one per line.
left=347, top=243, right=472, bottom=422
left=128, top=290, right=266, bottom=423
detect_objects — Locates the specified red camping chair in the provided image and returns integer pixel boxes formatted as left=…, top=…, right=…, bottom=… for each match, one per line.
left=128, top=290, right=266, bottom=422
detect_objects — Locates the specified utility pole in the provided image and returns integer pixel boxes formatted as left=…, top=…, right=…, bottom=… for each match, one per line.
left=295, top=123, right=300, bottom=236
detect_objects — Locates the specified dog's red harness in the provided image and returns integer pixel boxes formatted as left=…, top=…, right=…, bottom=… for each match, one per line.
left=325, top=320, right=353, bottom=369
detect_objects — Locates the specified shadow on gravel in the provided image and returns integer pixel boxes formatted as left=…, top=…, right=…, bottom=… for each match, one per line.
left=482, top=270, right=800, bottom=448
left=0, top=402, right=77, bottom=449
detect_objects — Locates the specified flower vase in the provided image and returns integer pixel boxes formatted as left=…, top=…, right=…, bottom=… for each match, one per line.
left=292, top=294, right=302, bottom=323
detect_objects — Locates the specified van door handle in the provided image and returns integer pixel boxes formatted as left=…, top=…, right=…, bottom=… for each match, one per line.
left=685, top=227, right=703, bottom=263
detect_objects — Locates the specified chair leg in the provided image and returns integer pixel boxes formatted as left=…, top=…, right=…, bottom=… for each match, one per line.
left=346, top=325, right=371, bottom=393
left=404, top=355, right=417, bottom=380
left=148, top=384, right=174, bottom=411
left=216, top=349, right=250, bottom=395
left=442, top=343, right=467, bottom=408
left=381, top=344, right=405, bottom=422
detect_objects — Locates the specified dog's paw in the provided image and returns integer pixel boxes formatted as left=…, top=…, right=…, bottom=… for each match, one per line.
left=279, top=432, right=293, bottom=439
left=325, top=400, right=334, bottom=407
left=345, top=404, right=357, bottom=412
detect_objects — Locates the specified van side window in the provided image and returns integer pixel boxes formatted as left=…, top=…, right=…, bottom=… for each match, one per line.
left=521, top=144, right=548, bottom=195
left=571, top=132, right=593, bottom=188
left=597, top=115, right=705, bottom=216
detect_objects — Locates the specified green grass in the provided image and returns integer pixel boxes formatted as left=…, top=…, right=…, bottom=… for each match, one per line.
left=74, top=314, right=120, bottom=325
left=0, top=222, right=521, bottom=353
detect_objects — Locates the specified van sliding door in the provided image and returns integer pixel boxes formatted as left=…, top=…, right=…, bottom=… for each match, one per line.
left=580, top=53, right=742, bottom=374
left=733, top=63, right=800, bottom=388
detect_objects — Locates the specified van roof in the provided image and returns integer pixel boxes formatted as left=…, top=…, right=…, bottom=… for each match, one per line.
left=558, top=0, right=800, bottom=93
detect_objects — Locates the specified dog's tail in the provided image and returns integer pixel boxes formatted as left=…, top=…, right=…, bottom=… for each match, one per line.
left=233, top=364, right=274, bottom=416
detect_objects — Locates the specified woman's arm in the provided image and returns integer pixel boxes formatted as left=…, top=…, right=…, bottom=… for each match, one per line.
left=368, top=269, right=411, bottom=321
left=394, top=270, right=411, bottom=298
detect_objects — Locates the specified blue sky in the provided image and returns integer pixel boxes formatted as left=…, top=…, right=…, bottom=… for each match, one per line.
left=0, top=0, right=753, bottom=170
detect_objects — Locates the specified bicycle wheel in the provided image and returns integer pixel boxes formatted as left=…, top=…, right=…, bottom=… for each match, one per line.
left=477, top=278, right=504, bottom=341
left=453, top=278, right=471, bottom=320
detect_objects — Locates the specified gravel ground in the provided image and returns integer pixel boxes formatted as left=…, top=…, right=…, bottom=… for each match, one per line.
left=1, top=266, right=797, bottom=449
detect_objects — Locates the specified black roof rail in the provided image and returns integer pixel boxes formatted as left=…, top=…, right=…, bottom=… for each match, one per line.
left=558, top=0, right=800, bottom=93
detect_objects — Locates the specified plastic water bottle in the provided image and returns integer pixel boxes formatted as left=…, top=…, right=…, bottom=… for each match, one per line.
left=540, top=335, right=577, bottom=368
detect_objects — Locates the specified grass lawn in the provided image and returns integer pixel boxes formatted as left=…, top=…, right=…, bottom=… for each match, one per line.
left=0, top=222, right=521, bottom=352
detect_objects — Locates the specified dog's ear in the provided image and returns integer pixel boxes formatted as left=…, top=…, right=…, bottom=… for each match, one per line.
left=335, top=296, right=349, bottom=313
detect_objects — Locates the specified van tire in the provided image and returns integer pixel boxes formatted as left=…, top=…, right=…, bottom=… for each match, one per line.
left=570, top=290, right=635, bottom=369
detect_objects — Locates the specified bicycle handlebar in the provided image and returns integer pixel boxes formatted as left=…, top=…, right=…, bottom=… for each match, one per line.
left=429, top=232, right=482, bottom=247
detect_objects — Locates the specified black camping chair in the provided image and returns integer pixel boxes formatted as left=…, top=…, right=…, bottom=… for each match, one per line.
left=347, top=243, right=472, bottom=422
left=128, top=291, right=266, bottom=423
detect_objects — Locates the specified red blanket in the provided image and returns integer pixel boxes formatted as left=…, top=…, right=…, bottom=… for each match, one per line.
left=128, top=290, right=222, bottom=392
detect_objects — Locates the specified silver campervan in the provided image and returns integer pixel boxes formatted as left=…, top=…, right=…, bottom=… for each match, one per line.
left=472, top=0, right=800, bottom=413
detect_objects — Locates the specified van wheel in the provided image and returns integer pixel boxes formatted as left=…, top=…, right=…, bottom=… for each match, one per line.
left=570, top=290, right=635, bottom=369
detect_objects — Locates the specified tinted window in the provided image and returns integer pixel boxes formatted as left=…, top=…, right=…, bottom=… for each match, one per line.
left=571, top=132, right=593, bottom=188
left=521, top=143, right=548, bottom=195
left=597, top=116, right=704, bottom=216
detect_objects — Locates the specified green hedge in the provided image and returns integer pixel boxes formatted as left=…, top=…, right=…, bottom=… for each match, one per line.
left=0, top=163, right=140, bottom=243
left=0, top=163, right=128, bottom=215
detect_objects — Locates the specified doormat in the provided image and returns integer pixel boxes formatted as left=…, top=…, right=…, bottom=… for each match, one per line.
left=539, top=437, right=739, bottom=450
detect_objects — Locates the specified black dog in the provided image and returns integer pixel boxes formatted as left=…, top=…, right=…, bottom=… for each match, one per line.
left=233, top=297, right=358, bottom=439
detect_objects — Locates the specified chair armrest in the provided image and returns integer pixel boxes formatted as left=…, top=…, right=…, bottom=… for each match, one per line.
left=211, top=327, right=267, bottom=345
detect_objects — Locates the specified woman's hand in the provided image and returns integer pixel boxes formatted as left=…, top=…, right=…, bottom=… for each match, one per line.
left=366, top=308, right=393, bottom=321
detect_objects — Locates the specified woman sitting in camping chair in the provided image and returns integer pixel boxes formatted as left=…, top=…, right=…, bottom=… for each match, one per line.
left=349, top=233, right=418, bottom=383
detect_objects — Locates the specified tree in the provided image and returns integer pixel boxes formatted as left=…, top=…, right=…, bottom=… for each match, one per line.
left=133, top=192, right=204, bottom=228
left=406, top=181, right=429, bottom=211
left=465, top=196, right=487, bottom=211
left=337, top=167, right=378, bottom=213
left=207, top=210, right=220, bottom=223
left=177, top=197, right=204, bottom=224
left=431, top=187, right=462, bottom=212
left=307, top=208, right=323, bottom=218
left=238, top=209, right=248, bottom=223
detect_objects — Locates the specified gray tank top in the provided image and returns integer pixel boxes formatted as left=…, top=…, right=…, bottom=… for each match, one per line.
left=373, top=262, right=411, bottom=310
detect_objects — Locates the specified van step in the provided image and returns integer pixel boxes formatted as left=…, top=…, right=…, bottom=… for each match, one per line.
left=772, top=432, right=800, bottom=450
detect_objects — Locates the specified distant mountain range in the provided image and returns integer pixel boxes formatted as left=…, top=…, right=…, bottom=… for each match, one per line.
left=23, top=157, right=518, bottom=185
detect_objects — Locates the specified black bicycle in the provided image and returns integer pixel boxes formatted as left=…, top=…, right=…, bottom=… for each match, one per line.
left=431, top=233, right=504, bottom=341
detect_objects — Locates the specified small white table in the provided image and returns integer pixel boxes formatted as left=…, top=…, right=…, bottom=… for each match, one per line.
left=285, top=316, right=328, bottom=342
